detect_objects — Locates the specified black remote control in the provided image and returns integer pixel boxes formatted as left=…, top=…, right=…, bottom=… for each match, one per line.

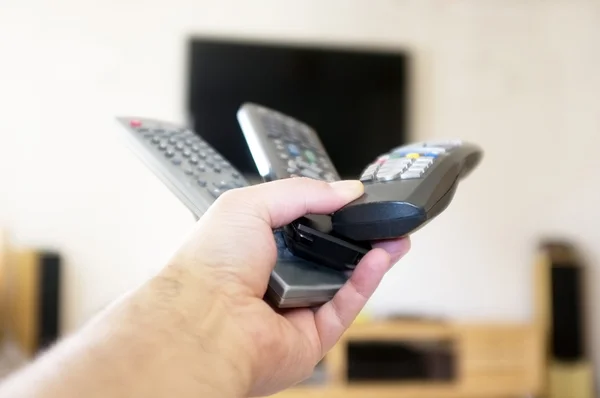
left=237, top=102, right=340, bottom=182
left=331, top=140, right=483, bottom=241
left=116, top=116, right=346, bottom=308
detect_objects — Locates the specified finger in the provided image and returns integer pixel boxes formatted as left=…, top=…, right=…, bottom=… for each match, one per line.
left=372, top=237, right=411, bottom=263
left=225, top=177, right=364, bottom=228
left=313, top=247, right=394, bottom=353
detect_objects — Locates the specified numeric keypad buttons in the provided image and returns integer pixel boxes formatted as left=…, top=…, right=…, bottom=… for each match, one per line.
left=128, top=119, right=247, bottom=199
left=259, top=113, right=338, bottom=182
left=359, top=146, right=443, bottom=182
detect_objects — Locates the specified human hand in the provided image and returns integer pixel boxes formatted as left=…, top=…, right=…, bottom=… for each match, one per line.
left=161, top=177, right=410, bottom=396
left=0, top=178, right=410, bottom=398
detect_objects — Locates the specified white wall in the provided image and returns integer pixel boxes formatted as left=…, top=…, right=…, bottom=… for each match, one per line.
left=1, top=0, right=599, bottom=366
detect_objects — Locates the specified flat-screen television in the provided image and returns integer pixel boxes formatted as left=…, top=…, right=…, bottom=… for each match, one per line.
left=186, top=37, right=411, bottom=179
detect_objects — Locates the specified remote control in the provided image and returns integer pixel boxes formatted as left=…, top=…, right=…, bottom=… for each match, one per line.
left=236, top=102, right=340, bottom=182
left=331, top=140, right=483, bottom=241
left=116, top=117, right=248, bottom=216
left=116, top=116, right=344, bottom=308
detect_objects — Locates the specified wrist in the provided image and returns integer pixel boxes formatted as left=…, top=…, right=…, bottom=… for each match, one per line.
left=142, top=267, right=255, bottom=397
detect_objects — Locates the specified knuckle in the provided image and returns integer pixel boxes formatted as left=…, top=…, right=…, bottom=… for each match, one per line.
left=213, top=187, right=244, bottom=208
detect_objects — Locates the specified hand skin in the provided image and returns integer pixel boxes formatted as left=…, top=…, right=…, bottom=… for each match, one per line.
left=0, top=178, right=410, bottom=398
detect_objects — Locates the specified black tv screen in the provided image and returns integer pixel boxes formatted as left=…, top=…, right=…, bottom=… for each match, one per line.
left=186, top=37, right=410, bottom=179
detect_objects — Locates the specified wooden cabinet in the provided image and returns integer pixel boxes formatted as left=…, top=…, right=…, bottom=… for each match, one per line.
left=273, top=320, right=544, bottom=398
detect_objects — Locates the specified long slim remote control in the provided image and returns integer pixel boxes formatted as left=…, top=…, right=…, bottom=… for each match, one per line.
left=237, top=102, right=340, bottom=182
left=331, top=140, right=483, bottom=241
left=116, top=117, right=248, bottom=216
left=116, top=116, right=344, bottom=308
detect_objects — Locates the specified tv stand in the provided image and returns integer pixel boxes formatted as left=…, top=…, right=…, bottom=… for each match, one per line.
left=274, top=319, right=544, bottom=398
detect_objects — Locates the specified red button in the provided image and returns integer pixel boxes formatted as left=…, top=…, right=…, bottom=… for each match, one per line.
left=130, top=119, right=142, bottom=127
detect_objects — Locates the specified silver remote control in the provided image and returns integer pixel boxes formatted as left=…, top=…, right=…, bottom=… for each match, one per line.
left=116, top=117, right=248, bottom=217
left=237, top=103, right=339, bottom=182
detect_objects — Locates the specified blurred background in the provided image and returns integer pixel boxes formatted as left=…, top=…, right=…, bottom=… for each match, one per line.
left=0, top=0, right=599, bottom=397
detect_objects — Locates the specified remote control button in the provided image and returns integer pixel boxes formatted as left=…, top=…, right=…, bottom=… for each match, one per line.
left=182, top=148, right=191, bottom=157
left=376, top=169, right=402, bottom=181
left=168, top=137, right=178, bottom=144
left=400, top=171, right=422, bottom=179
left=213, top=180, right=232, bottom=189
left=213, top=166, right=221, bottom=173
left=189, top=156, right=199, bottom=164
left=175, top=142, right=184, bottom=150
left=295, top=158, right=312, bottom=170
left=231, top=172, right=240, bottom=178
left=165, top=148, right=175, bottom=158
left=376, top=155, right=389, bottom=164
left=393, top=147, right=444, bottom=157
left=172, top=158, right=182, bottom=166
left=280, top=153, right=289, bottom=160
left=197, top=179, right=207, bottom=187
left=414, top=159, right=434, bottom=168
left=129, top=119, right=142, bottom=128
left=299, top=168, right=321, bottom=180
left=287, top=144, right=300, bottom=157
left=360, top=164, right=378, bottom=181
left=158, top=140, right=168, bottom=150
left=207, top=187, right=223, bottom=198
left=323, top=172, right=337, bottom=182
left=191, top=144, right=199, bottom=152
left=303, top=150, right=317, bottom=163
left=151, top=136, right=160, bottom=144
left=318, top=156, right=330, bottom=167
left=183, top=165, right=193, bottom=175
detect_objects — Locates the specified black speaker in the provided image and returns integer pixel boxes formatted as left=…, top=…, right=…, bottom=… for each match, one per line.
left=540, top=241, right=586, bottom=363
left=37, top=251, right=61, bottom=351
left=4, top=249, right=61, bottom=357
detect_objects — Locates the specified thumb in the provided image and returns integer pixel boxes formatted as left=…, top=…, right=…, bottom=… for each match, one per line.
left=232, top=177, right=364, bottom=228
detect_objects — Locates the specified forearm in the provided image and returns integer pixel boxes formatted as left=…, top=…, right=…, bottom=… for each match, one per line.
left=0, top=271, right=253, bottom=398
